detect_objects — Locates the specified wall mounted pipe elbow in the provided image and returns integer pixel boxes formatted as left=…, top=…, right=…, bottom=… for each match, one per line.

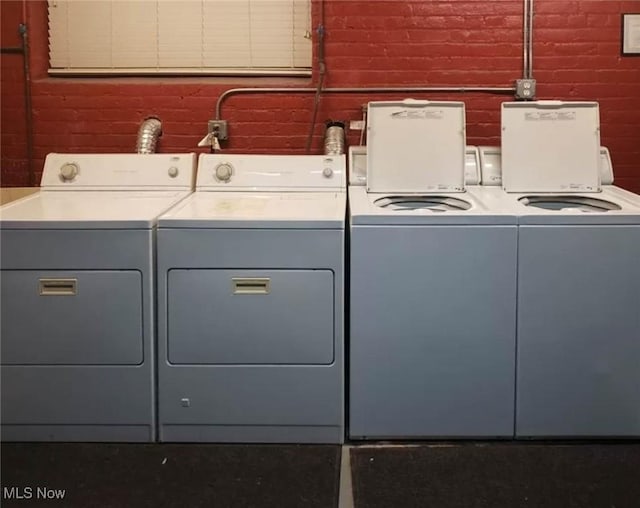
left=136, top=116, right=162, bottom=154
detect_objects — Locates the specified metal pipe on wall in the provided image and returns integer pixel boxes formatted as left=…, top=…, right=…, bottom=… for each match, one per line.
left=212, top=0, right=536, bottom=143
left=1, top=23, right=35, bottom=186
left=523, top=0, right=535, bottom=79
left=528, top=0, right=535, bottom=78
left=523, top=0, right=529, bottom=78
left=215, top=86, right=516, bottom=120
left=20, top=23, right=35, bottom=186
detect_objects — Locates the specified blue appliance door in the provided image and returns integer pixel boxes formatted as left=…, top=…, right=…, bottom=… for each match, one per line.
left=167, top=269, right=334, bottom=365
left=1, top=270, right=143, bottom=365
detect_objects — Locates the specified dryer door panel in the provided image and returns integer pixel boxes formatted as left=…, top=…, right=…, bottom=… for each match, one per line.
left=516, top=226, right=640, bottom=437
left=167, top=269, right=334, bottom=365
left=1, top=270, right=143, bottom=365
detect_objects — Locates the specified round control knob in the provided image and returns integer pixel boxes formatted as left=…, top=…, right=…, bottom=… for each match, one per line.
left=59, top=162, right=79, bottom=182
left=322, top=166, right=334, bottom=178
left=214, top=162, right=234, bottom=183
left=168, top=166, right=179, bottom=178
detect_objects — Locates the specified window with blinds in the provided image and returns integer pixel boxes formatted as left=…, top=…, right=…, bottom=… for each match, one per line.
left=48, top=0, right=312, bottom=76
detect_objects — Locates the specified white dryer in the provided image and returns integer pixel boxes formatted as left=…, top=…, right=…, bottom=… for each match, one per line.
left=498, top=101, right=640, bottom=438
left=156, top=153, right=346, bottom=443
left=0, top=153, right=196, bottom=442
left=349, top=100, right=518, bottom=440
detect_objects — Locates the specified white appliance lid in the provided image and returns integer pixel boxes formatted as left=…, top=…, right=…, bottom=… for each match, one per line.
left=158, top=191, right=346, bottom=229
left=0, top=190, right=191, bottom=229
left=366, top=100, right=466, bottom=193
left=501, top=101, right=601, bottom=193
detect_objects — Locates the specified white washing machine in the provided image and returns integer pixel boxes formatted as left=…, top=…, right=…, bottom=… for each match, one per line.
left=497, top=100, right=640, bottom=438
left=156, top=153, right=346, bottom=443
left=349, top=100, right=519, bottom=440
left=0, top=153, right=196, bottom=442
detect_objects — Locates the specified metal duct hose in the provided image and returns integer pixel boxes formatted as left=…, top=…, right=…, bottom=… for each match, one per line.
left=136, top=117, right=162, bottom=154
left=324, top=121, right=345, bottom=155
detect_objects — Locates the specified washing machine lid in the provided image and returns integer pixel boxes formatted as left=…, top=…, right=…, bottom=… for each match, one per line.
left=366, top=100, right=466, bottom=193
left=158, top=191, right=346, bottom=229
left=501, top=101, right=601, bottom=193
left=0, top=189, right=192, bottom=229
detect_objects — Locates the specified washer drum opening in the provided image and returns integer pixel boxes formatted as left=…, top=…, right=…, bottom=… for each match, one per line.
left=518, top=195, right=621, bottom=212
left=375, top=195, right=472, bottom=212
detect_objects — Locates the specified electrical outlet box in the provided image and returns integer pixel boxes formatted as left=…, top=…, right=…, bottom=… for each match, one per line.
left=515, top=79, right=537, bottom=100
left=208, top=120, right=228, bottom=140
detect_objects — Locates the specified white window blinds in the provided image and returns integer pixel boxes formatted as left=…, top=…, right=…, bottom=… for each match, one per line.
left=48, top=0, right=312, bottom=76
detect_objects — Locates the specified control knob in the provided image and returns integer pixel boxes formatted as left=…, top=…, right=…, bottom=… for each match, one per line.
left=59, top=163, right=79, bottom=182
left=168, top=166, right=179, bottom=178
left=322, top=166, right=334, bottom=178
left=214, top=162, right=234, bottom=182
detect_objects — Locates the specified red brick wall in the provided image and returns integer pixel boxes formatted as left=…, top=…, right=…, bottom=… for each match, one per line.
left=1, top=0, right=639, bottom=191
left=1, top=1, right=29, bottom=185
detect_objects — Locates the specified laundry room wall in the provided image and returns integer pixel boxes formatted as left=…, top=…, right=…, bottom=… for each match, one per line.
left=1, top=0, right=639, bottom=191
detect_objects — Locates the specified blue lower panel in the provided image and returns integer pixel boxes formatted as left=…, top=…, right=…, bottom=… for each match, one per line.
left=349, top=225, right=518, bottom=439
left=516, top=226, right=640, bottom=437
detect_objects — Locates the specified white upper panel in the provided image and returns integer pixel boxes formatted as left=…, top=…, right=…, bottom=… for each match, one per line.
left=348, top=146, right=367, bottom=186
left=349, top=145, right=479, bottom=187
left=501, top=101, right=601, bottom=193
left=366, top=100, right=466, bottom=193
left=196, top=154, right=346, bottom=191
left=599, top=146, right=614, bottom=185
left=480, top=145, right=615, bottom=187
left=478, top=146, right=503, bottom=186
left=40, top=153, right=196, bottom=190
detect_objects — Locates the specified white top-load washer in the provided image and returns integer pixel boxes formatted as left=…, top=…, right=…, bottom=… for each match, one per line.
left=497, top=100, right=640, bottom=438
left=348, top=100, right=519, bottom=440
left=0, top=153, right=196, bottom=442
left=156, top=153, right=346, bottom=443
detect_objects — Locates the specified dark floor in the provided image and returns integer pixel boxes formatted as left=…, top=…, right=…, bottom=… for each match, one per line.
left=351, top=442, right=640, bottom=508
left=1, top=443, right=341, bottom=508
left=3, top=442, right=640, bottom=508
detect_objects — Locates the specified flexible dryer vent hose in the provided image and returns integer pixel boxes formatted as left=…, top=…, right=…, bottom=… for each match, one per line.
left=136, top=117, right=162, bottom=154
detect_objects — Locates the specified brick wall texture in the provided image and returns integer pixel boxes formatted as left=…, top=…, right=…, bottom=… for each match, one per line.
left=1, top=0, right=639, bottom=191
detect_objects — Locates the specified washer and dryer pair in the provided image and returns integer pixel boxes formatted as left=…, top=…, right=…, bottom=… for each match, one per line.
left=349, top=99, right=640, bottom=440
left=1, top=152, right=347, bottom=443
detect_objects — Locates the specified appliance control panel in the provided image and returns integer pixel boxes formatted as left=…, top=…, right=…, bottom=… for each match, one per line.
left=197, top=154, right=346, bottom=190
left=41, top=153, right=196, bottom=189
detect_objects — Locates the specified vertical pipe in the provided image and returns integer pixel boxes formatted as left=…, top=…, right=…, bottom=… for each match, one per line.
left=305, top=0, right=326, bottom=153
left=528, top=0, right=534, bottom=79
left=523, top=0, right=529, bottom=79
left=19, top=23, right=35, bottom=187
